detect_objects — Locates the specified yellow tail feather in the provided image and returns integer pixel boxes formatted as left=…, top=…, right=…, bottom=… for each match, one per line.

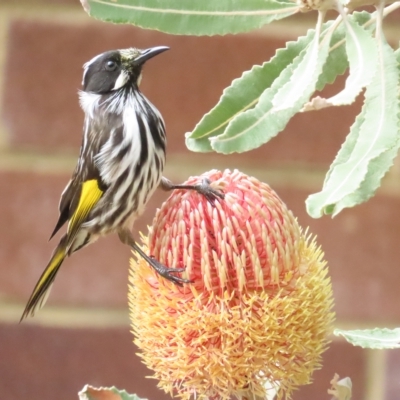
left=20, top=238, right=67, bottom=321
left=21, top=180, right=103, bottom=321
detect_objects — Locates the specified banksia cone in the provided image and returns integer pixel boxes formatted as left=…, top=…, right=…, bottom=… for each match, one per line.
left=129, top=169, right=334, bottom=400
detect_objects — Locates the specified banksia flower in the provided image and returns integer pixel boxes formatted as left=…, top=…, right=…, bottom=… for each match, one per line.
left=129, top=169, right=335, bottom=400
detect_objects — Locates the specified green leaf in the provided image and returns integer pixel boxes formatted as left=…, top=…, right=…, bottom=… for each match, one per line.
left=315, top=22, right=348, bottom=91
left=78, top=385, right=145, bottom=400
left=306, top=35, right=400, bottom=218
left=311, top=17, right=377, bottom=109
left=186, top=25, right=321, bottom=152
left=209, top=27, right=333, bottom=154
left=322, top=107, right=366, bottom=186
left=185, top=10, right=379, bottom=154
left=335, top=328, right=400, bottom=349
left=271, top=30, right=331, bottom=110
left=351, top=10, right=373, bottom=26
left=84, top=0, right=299, bottom=36
left=395, top=43, right=400, bottom=64
left=315, top=11, right=374, bottom=92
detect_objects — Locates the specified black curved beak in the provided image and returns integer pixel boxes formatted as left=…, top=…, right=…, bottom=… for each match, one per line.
left=135, top=46, right=169, bottom=64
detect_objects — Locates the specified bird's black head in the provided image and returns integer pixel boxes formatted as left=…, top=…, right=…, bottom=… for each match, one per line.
left=82, top=46, right=169, bottom=94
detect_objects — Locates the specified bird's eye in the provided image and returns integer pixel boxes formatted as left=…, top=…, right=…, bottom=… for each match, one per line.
left=105, top=60, right=117, bottom=71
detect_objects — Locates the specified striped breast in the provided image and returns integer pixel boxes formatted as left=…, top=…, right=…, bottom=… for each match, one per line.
left=81, top=88, right=166, bottom=234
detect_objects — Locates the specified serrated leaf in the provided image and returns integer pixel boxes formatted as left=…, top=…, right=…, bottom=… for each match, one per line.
left=323, top=107, right=365, bottom=185
left=207, top=49, right=308, bottom=153
left=186, top=25, right=320, bottom=151
left=321, top=17, right=377, bottom=107
left=271, top=30, right=331, bottom=110
left=84, top=0, right=299, bottom=36
left=209, top=27, right=333, bottom=153
left=335, top=328, right=400, bottom=349
left=306, top=36, right=400, bottom=218
left=78, top=385, right=145, bottom=400
left=316, top=10, right=374, bottom=92
left=315, top=22, right=348, bottom=91
left=186, top=9, right=377, bottom=154
left=185, top=135, right=214, bottom=152
left=351, top=10, right=373, bottom=26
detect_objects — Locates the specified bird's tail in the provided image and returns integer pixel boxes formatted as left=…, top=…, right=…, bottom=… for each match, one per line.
left=20, top=235, right=68, bottom=321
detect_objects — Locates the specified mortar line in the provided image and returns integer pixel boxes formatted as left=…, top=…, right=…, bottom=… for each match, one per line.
left=4, top=148, right=400, bottom=196
left=0, top=11, right=10, bottom=149
left=0, top=302, right=130, bottom=328
left=0, top=149, right=328, bottom=187
left=1, top=299, right=397, bottom=331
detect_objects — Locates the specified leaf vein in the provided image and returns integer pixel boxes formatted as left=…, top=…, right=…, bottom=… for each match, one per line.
left=91, top=0, right=299, bottom=16
left=325, top=37, right=386, bottom=204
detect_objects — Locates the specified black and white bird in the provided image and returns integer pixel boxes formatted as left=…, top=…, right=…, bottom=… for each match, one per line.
left=21, top=46, right=223, bottom=321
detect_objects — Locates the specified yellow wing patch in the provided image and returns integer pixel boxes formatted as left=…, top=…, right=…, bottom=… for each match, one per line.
left=68, top=179, right=103, bottom=245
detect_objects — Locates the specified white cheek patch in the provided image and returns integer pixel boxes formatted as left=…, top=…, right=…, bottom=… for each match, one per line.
left=113, top=71, right=129, bottom=90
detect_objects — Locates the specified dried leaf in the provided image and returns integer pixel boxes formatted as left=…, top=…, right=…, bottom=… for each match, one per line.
left=78, top=385, right=145, bottom=400
left=302, top=95, right=332, bottom=111
left=328, top=374, right=352, bottom=400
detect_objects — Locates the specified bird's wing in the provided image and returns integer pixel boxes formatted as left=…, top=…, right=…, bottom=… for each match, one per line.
left=49, top=178, right=78, bottom=240
left=49, top=113, right=123, bottom=242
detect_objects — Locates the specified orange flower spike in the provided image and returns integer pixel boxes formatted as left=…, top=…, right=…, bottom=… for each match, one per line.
left=129, top=169, right=335, bottom=400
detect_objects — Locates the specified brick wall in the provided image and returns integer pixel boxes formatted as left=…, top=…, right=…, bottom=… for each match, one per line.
left=0, top=2, right=399, bottom=399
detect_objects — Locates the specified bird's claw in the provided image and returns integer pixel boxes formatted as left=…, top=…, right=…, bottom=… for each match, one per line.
left=149, top=257, right=192, bottom=286
left=195, top=178, right=225, bottom=205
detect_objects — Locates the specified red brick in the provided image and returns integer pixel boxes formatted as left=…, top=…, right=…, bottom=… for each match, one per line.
left=386, top=9, right=400, bottom=25
left=2, top=19, right=281, bottom=151
left=0, top=322, right=367, bottom=400
left=0, top=323, right=170, bottom=400
left=276, top=185, right=400, bottom=322
left=0, top=170, right=171, bottom=308
left=295, top=341, right=366, bottom=400
left=385, top=350, right=400, bottom=400
left=3, top=169, right=400, bottom=322
left=2, top=18, right=362, bottom=166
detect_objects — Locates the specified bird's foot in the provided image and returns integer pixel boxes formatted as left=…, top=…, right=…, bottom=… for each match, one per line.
left=191, top=178, right=225, bottom=205
left=148, top=257, right=192, bottom=286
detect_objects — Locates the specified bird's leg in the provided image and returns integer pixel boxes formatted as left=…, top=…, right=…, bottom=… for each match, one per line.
left=160, top=177, right=224, bottom=204
left=118, top=229, right=191, bottom=286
